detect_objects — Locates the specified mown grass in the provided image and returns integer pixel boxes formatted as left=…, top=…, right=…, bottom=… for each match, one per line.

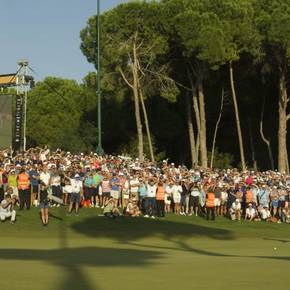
left=0, top=208, right=289, bottom=290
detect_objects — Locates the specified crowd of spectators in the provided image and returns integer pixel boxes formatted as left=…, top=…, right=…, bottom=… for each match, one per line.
left=0, top=147, right=289, bottom=225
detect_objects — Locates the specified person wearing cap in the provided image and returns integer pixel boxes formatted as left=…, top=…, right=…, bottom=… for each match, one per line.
left=189, top=183, right=201, bottom=217
left=92, top=169, right=103, bottom=208
left=0, top=193, right=16, bottom=223
left=172, top=180, right=182, bottom=215
left=258, top=205, right=271, bottom=221
left=29, top=165, right=40, bottom=207
left=83, top=171, right=94, bottom=208
left=138, top=179, right=147, bottom=214
left=110, top=173, right=120, bottom=207
left=103, top=197, right=120, bottom=219
left=67, top=174, right=83, bottom=216
left=205, top=186, right=215, bottom=221
left=165, top=182, right=173, bottom=214
left=125, top=198, right=141, bottom=217
left=155, top=180, right=165, bottom=217
left=229, top=199, right=241, bottom=221
left=50, top=168, right=62, bottom=208
left=245, top=203, right=257, bottom=221
left=17, top=168, right=30, bottom=210
left=258, top=184, right=269, bottom=208
left=270, top=186, right=279, bottom=217
left=101, top=174, right=111, bottom=209
left=144, top=179, right=157, bottom=218
left=8, top=169, right=18, bottom=198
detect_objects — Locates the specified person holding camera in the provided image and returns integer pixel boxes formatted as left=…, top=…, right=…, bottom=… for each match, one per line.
left=0, top=193, right=16, bottom=223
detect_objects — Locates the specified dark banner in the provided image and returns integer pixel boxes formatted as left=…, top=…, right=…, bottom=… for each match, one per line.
left=0, top=94, right=12, bottom=149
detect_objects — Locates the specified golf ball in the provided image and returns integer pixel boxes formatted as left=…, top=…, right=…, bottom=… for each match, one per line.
left=273, top=247, right=277, bottom=250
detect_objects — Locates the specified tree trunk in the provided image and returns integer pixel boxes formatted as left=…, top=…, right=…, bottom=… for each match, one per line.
left=229, top=61, right=246, bottom=171
left=248, top=118, right=258, bottom=171
left=259, top=95, right=274, bottom=170
left=186, top=68, right=200, bottom=165
left=193, top=94, right=200, bottom=165
left=132, top=42, right=144, bottom=162
left=197, top=80, right=208, bottom=168
left=278, top=71, right=289, bottom=173
left=185, top=93, right=196, bottom=167
left=210, top=89, right=224, bottom=169
left=138, top=86, right=155, bottom=163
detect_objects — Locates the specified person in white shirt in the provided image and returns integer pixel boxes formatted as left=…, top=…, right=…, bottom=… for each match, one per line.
left=189, top=184, right=200, bottom=216
left=145, top=179, right=157, bottom=218
left=0, top=194, right=16, bottom=223
left=39, top=167, right=51, bottom=186
left=258, top=205, right=271, bottom=221
left=172, top=181, right=182, bottom=215
left=245, top=203, right=257, bottom=221
left=129, top=176, right=139, bottom=200
left=50, top=169, right=62, bottom=207
left=230, top=199, right=241, bottom=221
left=68, top=174, right=83, bottom=216
left=165, top=182, right=173, bottom=213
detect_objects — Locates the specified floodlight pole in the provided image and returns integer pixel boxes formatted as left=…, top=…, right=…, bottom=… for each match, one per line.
left=96, top=0, right=104, bottom=155
left=17, top=60, right=29, bottom=152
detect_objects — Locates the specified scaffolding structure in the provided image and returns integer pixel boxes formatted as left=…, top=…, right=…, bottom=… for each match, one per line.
left=0, top=60, right=34, bottom=151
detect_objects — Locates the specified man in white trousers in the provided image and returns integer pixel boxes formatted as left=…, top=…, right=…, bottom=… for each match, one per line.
left=0, top=193, right=16, bottom=223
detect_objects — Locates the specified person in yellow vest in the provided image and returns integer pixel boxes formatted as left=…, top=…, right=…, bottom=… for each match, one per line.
left=156, top=181, right=165, bottom=217
left=17, top=168, right=31, bottom=210
left=206, top=188, right=215, bottom=221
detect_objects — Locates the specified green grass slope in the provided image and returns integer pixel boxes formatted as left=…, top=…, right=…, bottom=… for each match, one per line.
left=0, top=208, right=289, bottom=290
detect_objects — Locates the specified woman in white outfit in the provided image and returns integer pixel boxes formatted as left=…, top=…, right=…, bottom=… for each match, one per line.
left=172, top=181, right=182, bottom=215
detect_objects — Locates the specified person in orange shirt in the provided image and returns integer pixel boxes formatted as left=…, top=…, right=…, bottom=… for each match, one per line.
left=205, top=187, right=215, bottom=221
left=245, top=186, right=254, bottom=207
left=17, top=168, right=31, bottom=210
left=156, top=181, right=165, bottom=217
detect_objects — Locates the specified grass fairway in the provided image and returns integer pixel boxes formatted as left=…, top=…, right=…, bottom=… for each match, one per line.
left=0, top=209, right=289, bottom=290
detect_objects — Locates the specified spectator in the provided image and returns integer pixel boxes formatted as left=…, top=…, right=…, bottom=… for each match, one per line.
left=156, top=181, right=165, bottom=217
left=29, top=165, right=40, bottom=207
left=0, top=193, right=16, bottom=223
left=125, top=199, right=141, bottom=217
left=230, top=199, right=241, bottom=221
left=39, top=182, right=49, bottom=226
left=110, top=173, right=120, bottom=207
left=189, top=183, right=200, bottom=216
left=172, top=180, right=182, bottom=215
left=17, top=167, right=30, bottom=210
left=145, top=179, right=157, bottom=218
left=103, top=197, right=120, bottom=219
left=205, top=188, right=215, bottom=221
left=245, top=203, right=257, bottom=221
left=67, top=174, right=83, bottom=216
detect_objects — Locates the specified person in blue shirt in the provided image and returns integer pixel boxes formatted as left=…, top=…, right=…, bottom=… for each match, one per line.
left=258, top=184, right=270, bottom=208
left=110, top=173, right=120, bottom=206
left=84, top=171, right=94, bottom=207
left=138, top=179, right=147, bottom=214
left=29, top=165, right=39, bottom=207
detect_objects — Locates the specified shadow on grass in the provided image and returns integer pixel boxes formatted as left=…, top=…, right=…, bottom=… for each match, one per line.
left=263, top=238, right=290, bottom=244
left=71, top=216, right=234, bottom=243
left=71, top=216, right=290, bottom=263
left=0, top=247, right=162, bottom=290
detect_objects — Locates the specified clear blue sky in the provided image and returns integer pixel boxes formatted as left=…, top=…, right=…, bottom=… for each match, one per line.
left=0, top=0, right=128, bottom=82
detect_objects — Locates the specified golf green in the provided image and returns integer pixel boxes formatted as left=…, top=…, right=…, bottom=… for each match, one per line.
left=0, top=208, right=289, bottom=290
